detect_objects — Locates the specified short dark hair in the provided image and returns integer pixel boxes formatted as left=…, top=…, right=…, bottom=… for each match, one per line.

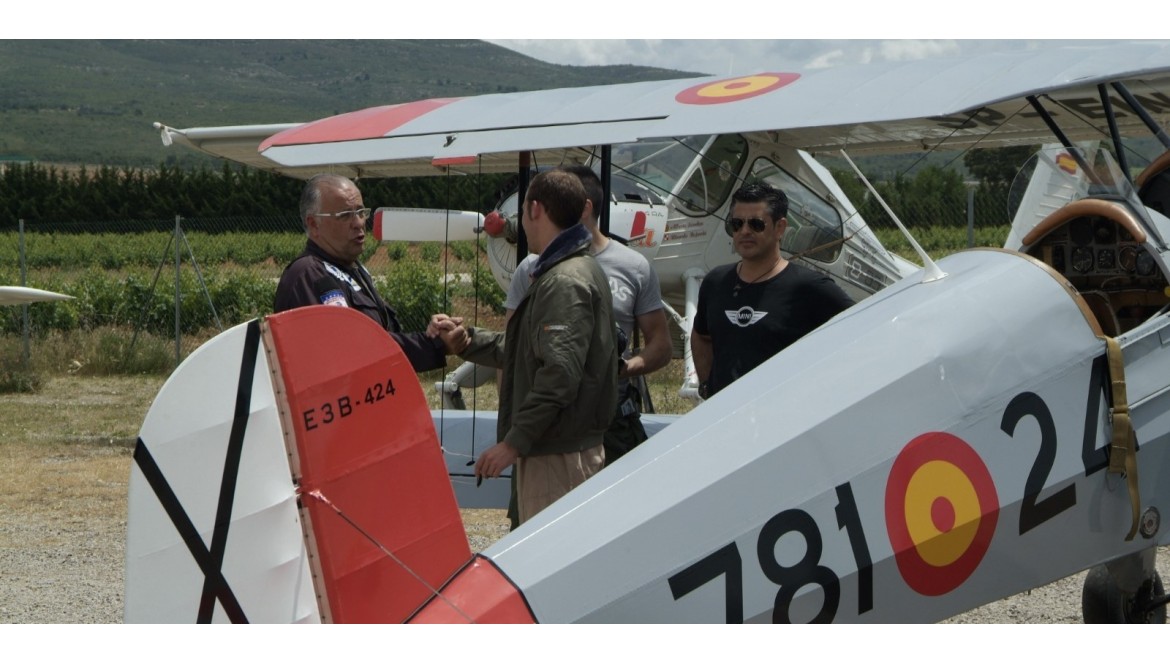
left=526, top=170, right=586, bottom=230
left=557, top=164, right=604, bottom=222
left=731, top=181, right=788, bottom=222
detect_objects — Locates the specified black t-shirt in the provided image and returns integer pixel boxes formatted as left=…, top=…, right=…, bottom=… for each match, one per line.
left=694, top=261, right=853, bottom=396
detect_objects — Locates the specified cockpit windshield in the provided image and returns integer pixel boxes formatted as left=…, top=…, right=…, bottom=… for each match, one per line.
left=611, top=136, right=712, bottom=202
left=1008, top=144, right=1142, bottom=224
left=610, top=134, right=749, bottom=215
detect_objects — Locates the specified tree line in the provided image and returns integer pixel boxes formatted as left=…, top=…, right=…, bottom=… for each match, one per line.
left=828, top=145, right=1037, bottom=230
left=0, top=161, right=511, bottom=230
left=0, top=145, right=1036, bottom=231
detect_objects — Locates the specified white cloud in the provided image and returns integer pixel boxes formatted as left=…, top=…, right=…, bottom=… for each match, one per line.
left=876, top=40, right=962, bottom=62
left=487, top=39, right=1154, bottom=76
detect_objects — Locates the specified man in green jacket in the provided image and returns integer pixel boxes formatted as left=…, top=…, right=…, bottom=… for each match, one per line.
left=459, top=169, right=618, bottom=525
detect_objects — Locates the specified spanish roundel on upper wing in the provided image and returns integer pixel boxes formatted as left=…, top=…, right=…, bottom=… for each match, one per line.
left=675, top=73, right=801, bottom=105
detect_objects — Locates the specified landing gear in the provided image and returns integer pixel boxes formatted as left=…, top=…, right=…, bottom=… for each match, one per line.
left=1082, top=565, right=1168, bottom=623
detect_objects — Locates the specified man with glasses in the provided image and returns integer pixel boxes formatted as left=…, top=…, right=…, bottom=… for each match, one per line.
left=274, top=173, right=461, bottom=371
left=690, top=181, right=853, bottom=398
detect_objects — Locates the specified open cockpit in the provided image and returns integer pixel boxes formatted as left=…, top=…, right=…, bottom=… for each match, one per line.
left=1016, top=151, right=1170, bottom=337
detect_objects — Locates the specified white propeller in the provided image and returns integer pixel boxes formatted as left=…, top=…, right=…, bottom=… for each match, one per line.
left=0, top=286, right=73, bottom=306
left=373, top=207, right=484, bottom=243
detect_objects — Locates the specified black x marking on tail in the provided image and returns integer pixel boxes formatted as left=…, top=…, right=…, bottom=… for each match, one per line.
left=133, top=319, right=262, bottom=623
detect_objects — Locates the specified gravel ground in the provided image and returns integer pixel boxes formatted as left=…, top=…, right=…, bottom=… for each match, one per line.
left=2, top=479, right=1167, bottom=624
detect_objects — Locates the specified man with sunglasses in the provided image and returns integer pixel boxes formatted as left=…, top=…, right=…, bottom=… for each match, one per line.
left=691, top=181, right=853, bottom=398
left=274, top=173, right=461, bottom=372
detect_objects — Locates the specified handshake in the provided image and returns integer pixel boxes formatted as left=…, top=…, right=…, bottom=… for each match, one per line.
left=427, top=313, right=471, bottom=355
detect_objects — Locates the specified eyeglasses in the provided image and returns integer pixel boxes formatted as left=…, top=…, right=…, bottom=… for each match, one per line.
left=724, top=217, right=769, bottom=236
left=314, top=208, right=371, bottom=222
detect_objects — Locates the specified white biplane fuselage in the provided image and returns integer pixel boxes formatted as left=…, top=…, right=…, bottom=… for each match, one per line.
left=131, top=42, right=1170, bottom=623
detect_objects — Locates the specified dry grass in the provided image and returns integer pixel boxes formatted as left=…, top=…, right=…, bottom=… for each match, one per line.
left=0, top=442, right=129, bottom=521
left=0, top=376, right=156, bottom=526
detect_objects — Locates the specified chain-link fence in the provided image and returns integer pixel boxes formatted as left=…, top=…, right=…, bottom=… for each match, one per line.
left=1, top=184, right=1015, bottom=377
left=0, top=213, right=506, bottom=377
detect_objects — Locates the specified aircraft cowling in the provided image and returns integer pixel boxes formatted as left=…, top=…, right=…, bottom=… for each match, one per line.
left=462, top=248, right=1170, bottom=623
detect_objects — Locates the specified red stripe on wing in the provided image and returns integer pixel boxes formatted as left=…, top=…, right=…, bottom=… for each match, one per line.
left=259, top=98, right=462, bottom=150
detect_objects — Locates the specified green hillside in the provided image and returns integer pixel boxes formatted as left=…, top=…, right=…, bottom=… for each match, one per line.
left=0, top=40, right=699, bottom=167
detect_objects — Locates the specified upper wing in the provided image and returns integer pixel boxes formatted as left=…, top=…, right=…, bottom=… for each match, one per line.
left=157, top=42, right=1170, bottom=179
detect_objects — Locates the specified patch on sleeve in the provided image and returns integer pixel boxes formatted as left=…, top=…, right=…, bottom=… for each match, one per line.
left=319, top=289, right=349, bottom=307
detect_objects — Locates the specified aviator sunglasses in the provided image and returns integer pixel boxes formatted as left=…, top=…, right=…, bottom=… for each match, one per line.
left=724, top=216, right=769, bottom=236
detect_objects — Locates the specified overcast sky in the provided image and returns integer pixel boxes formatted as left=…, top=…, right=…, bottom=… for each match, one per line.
left=36, top=1, right=1156, bottom=59
left=484, top=40, right=1145, bottom=77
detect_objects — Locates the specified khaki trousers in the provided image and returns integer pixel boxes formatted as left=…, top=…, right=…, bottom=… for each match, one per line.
left=516, top=444, right=604, bottom=525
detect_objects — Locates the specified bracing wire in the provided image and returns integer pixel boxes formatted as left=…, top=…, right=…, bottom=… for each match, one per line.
left=437, top=170, right=451, bottom=449
left=302, top=489, right=476, bottom=623
left=469, top=156, right=484, bottom=464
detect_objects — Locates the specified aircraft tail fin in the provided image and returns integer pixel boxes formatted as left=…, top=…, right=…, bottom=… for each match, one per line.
left=264, top=308, right=473, bottom=622
left=126, top=307, right=478, bottom=623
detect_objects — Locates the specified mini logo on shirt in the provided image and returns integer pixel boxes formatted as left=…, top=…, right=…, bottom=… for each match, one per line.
left=320, top=290, right=349, bottom=307
left=726, top=307, right=767, bottom=328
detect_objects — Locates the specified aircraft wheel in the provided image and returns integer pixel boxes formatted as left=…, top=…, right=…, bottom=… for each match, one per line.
left=1081, top=565, right=1167, bottom=623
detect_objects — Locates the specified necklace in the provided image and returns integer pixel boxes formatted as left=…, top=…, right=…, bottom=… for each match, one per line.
left=733, top=257, right=782, bottom=297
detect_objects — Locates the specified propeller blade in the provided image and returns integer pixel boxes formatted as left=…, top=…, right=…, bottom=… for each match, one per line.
left=0, top=286, right=73, bottom=306
left=373, top=208, right=483, bottom=243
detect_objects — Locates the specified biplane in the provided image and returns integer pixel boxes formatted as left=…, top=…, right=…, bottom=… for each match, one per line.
left=129, top=41, right=1170, bottom=622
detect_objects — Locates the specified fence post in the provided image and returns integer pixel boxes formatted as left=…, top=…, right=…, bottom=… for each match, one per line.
left=175, top=215, right=182, bottom=366
left=967, top=185, right=976, bottom=248
left=19, top=219, right=29, bottom=367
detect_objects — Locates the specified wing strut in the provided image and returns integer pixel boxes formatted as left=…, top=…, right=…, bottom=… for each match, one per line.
left=1099, top=84, right=1131, bottom=181
left=516, top=152, right=531, bottom=261
left=838, top=150, right=946, bottom=283
left=1026, top=95, right=1101, bottom=186
left=1111, top=82, right=1170, bottom=149
left=600, top=144, right=612, bottom=237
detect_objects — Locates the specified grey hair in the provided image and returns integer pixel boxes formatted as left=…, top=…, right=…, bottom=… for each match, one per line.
left=299, top=174, right=354, bottom=232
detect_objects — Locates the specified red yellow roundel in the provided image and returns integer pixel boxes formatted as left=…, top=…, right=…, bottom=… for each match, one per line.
left=885, top=432, right=999, bottom=596
left=675, top=73, right=800, bottom=105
